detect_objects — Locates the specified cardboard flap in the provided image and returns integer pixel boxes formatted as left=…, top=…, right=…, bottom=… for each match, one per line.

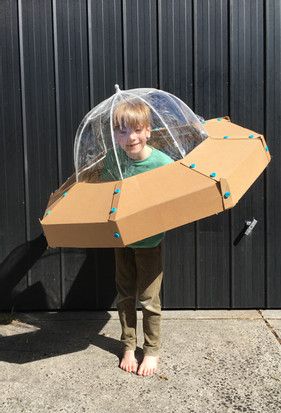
left=113, top=161, right=215, bottom=220
left=41, top=181, right=116, bottom=224
left=204, top=117, right=261, bottom=140
left=181, top=137, right=267, bottom=182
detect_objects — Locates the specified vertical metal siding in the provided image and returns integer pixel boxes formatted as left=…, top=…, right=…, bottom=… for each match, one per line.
left=266, top=0, right=281, bottom=307
left=159, top=0, right=196, bottom=308
left=88, top=0, right=123, bottom=104
left=0, top=0, right=27, bottom=306
left=194, top=0, right=230, bottom=308
left=123, top=0, right=158, bottom=88
left=17, top=0, right=61, bottom=309
left=0, top=0, right=280, bottom=310
left=52, top=0, right=91, bottom=308
left=230, top=0, right=265, bottom=307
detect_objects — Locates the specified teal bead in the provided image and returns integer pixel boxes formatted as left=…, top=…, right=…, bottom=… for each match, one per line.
left=249, top=134, right=254, bottom=139
left=63, top=191, right=68, bottom=197
left=46, top=210, right=51, bottom=216
left=217, top=117, right=223, bottom=121
left=114, top=232, right=120, bottom=239
left=224, top=191, right=231, bottom=199
left=189, top=163, right=196, bottom=169
left=223, top=136, right=229, bottom=139
left=110, top=207, right=117, bottom=213
left=265, top=145, right=269, bottom=152
left=114, top=188, right=121, bottom=194
left=210, top=172, right=217, bottom=178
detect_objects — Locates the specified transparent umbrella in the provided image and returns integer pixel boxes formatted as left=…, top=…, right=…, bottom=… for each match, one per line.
left=74, top=85, right=207, bottom=183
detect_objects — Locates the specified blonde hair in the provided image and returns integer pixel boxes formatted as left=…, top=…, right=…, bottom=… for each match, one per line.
left=113, top=100, right=151, bottom=130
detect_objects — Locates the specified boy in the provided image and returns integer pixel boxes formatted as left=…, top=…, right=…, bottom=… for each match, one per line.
left=103, top=99, right=173, bottom=376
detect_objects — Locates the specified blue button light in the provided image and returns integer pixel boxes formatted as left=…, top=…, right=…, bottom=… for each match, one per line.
left=63, top=191, right=68, bottom=197
left=210, top=172, right=217, bottom=178
left=217, top=117, right=223, bottom=121
left=110, top=207, right=117, bottom=213
left=114, top=232, right=120, bottom=238
left=224, top=191, right=231, bottom=199
left=265, top=145, right=269, bottom=152
left=189, top=163, right=196, bottom=169
left=114, top=188, right=121, bottom=194
left=249, top=134, right=254, bottom=139
left=223, top=136, right=229, bottom=139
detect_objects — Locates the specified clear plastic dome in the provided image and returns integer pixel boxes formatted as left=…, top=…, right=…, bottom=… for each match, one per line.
left=74, top=86, right=207, bottom=182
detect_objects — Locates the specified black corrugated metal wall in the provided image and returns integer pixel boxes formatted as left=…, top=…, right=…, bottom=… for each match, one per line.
left=1, top=0, right=280, bottom=310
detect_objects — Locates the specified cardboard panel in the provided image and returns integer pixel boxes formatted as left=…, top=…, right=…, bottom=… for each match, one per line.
left=117, top=162, right=224, bottom=245
left=181, top=137, right=269, bottom=184
left=204, top=117, right=261, bottom=139
left=43, top=221, right=123, bottom=248
left=41, top=182, right=116, bottom=224
left=117, top=178, right=224, bottom=245
left=113, top=161, right=205, bottom=220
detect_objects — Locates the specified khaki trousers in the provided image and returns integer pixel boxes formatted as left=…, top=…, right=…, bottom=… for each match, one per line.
left=114, top=244, right=163, bottom=356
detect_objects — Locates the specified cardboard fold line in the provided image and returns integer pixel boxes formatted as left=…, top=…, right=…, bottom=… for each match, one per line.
left=257, top=135, right=271, bottom=161
left=219, top=178, right=234, bottom=210
left=108, top=181, right=123, bottom=222
left=180, top=160, right=220, bottom=183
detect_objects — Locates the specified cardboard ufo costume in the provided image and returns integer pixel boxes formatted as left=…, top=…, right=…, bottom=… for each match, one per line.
left=41, top=86, right=271, bottom=248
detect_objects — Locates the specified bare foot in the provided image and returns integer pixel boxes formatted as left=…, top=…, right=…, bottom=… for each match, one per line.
left=137, top=355, right=159, bottom=376
left=119, top=350, right=138, bottom=373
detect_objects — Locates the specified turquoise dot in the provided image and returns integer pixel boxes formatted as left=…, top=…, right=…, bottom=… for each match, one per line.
left=110, top=207, right=117, bottom=213
left=223, top=136, right=229, bottom=139
left=224, top=191, right=231, bottom=199
left=63, top=191, right=68, bottom=197
left=249, top=134, right=254, bottom=139
left=217, top=117, right=223, bottom=121
left=46, top=210, right=51, bottom=216
left=114, top=188, right=121, bottom=194
left=113, top=232, right=120, bottom=239
left=210, top=172, right=217, bottom=178
left=189, top=163, right=196, bottom=169
left=265, top=145, right=269, bottom=152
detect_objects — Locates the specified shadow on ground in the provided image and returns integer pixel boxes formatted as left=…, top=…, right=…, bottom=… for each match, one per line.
left=0, top=234, right=128, bottom=365
left=0, top=311, right=140, bottom=365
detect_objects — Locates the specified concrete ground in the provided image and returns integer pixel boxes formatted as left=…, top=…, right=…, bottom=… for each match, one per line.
left=0, top=310, right=281, bottom=413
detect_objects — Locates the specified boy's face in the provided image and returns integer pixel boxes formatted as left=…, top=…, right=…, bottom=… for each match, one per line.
left=114, top=124, right=151, bottom=160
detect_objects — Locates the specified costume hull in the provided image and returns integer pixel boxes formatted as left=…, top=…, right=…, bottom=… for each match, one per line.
left=40, top=118, right=270, bottom=248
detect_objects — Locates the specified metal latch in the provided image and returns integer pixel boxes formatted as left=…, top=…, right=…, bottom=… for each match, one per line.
left=233, top=218, right=258, bottom=246
left=244, top=218, right=258, bottom=236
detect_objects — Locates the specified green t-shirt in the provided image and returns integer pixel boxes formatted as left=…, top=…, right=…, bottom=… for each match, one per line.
left=102, top=146, right=173, bottom=248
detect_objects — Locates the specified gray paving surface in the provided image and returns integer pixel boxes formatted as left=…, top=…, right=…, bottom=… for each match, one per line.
left=0, top=310, right=281, bottom=413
